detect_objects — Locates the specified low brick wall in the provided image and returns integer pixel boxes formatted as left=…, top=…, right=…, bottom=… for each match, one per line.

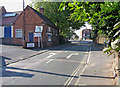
left=0, top=38, right=14, bottom=45
left=111, top=51, right=119, bottom=85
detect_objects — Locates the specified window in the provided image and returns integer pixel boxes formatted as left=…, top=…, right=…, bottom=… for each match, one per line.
left=3, top=13, right=16, bottom=17
left=48, top=35, right=51, bottom=42
left=15, top=29, right=22, bottom=38
left=48, top=27, right=51, bottom=32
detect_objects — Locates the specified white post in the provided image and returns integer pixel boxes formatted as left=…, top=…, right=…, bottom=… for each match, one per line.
left=37, top=24, right=45, bottom=48
left=41, top=34, right=42, bottom=48
left=38, top=32, right=40, bottom=47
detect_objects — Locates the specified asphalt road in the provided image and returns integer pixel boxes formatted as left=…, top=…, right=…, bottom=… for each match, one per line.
left=1, top=40, right=92, bottom=85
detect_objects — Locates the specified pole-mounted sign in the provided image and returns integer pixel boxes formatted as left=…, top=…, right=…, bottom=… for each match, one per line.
left=35, top=26, right=43, bottom=48
left=35, top=26, right=43, bottom=32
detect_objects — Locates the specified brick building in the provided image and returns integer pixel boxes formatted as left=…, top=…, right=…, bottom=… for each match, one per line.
left=0, top=5, right=59, bottom=48
left=82, top=29, right=91, bottom=40
left=0, top=6, right=22, bottom=44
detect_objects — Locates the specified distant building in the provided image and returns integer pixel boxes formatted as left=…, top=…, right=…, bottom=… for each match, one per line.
left=82, top=29, right=91, bottom=40
left=0, top=5, right=59, bottom=48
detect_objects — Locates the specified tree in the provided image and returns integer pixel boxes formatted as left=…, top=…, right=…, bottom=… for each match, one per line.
left=30, top=2, right=83, bottom=37
left=60, top=2, right=120, bottom=38
left=60, top=2, right=120, bottom=53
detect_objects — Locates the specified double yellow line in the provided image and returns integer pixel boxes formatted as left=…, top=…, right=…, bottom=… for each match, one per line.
left=63, top=46, right=91, bottom=86
left=63, top=61, right=84, bottom=87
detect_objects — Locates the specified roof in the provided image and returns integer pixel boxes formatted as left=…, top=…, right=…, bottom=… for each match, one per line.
left=29, top=6, right=57, bottom=29
left=1, top=11, right=22, bottom=26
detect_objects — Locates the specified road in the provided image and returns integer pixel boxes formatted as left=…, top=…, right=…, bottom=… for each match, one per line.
left=1, top=40, right=92, bottom=85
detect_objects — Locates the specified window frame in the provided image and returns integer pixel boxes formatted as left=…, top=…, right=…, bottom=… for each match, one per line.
left=15, top=29, right=22, bottom=38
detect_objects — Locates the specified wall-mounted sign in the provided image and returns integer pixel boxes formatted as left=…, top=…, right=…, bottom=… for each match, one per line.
left=34, top=33, right=41, bottom=37
left=35, top=26, right=43, bottom=32
left=27, top=43, right=35, bottom=47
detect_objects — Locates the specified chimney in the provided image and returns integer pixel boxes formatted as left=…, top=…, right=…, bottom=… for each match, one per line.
left=39, top=8, right=44, bottom=15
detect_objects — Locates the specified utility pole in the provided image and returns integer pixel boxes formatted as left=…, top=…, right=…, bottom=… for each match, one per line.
left=23, top=0, right=26, bottom=47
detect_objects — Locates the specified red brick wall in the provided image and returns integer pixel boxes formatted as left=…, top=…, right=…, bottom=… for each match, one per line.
left=13, top=6, right=59, bottom=47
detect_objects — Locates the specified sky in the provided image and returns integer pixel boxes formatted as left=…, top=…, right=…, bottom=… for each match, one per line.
left=0, top=0, right=32, bottom=12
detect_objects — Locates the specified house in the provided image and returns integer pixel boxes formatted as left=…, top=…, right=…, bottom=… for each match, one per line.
left=82, top=29, right=91, bottom=40
left=0, top=6, right=22, bottom=44
left=0, top=5, right=59, bottom=48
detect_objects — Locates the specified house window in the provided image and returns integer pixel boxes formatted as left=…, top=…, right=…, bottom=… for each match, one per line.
left=48, top=27, right=51, bottom=32
left=15, top=29, right=22, bottom=38
left=48, top=35, right=51, bottom=42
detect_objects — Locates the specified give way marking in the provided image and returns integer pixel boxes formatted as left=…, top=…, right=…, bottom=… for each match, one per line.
left=66, top=53, right=79, bottom=59
left=47, top=53, right=56, bottom=58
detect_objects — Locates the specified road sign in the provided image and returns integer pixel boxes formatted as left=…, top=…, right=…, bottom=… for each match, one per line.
left=27, top=43, right=35, bottom=47
left=35, top=26, right=43, bottom=32
left=34, top=33, right=41, bottom=37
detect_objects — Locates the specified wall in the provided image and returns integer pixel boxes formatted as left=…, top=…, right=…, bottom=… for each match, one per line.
left=14, top=6, right=59, bottom=47
left=0, top=26, right=4, bottom=38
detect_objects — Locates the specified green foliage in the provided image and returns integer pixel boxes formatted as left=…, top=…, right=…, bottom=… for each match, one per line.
left=30, top=2, right=83, bottom=37
left=59, top=2, right=120, bottom=53
left=103, top=21, right=120, bottom=54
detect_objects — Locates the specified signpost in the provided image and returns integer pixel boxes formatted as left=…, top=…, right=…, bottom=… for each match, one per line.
left=34, top=33, right=41, bottom=37
left=35, top=25, right=43, bottom=48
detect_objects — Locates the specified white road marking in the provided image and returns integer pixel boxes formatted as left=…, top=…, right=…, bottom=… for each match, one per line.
left=74, top=53, right=79, bottom=55
left=75, top=46, right=91, bottom=85
left=66, top=53, right=79, bottom=59
left=46, top=59, right=53, bottom=64
left=47, top=53, right=56, bottom=58
left=66, top=54, right=74, bottom=59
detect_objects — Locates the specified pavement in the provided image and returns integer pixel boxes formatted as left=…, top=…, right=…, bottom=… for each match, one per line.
left=77, top=42, right=115, bottom=85
left=1, top=40, right=116, bottom=86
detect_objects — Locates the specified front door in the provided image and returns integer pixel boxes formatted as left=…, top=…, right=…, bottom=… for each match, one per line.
left=4, top=26, right=11, bottom=38
left=29, top=32, right=33, bottom=42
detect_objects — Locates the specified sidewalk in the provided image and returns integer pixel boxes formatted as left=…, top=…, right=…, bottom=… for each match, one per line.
left=0, top=43, right=70, bottom=66
left=77, top=43, right=116, bottom=85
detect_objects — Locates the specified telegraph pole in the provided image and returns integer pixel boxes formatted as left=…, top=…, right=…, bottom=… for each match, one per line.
left=23, top=0, right=26, bottom=47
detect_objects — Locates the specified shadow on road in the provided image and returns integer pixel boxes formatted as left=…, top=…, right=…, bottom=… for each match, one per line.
left=1, top=56, right=34, bottom=78
left=1, top=56, right=79, bottom=78
left=4, top=66, right=79, bottom=78
left=0, top=56, right=11, bottom=66
left=80, top=75, right=115, bottom=79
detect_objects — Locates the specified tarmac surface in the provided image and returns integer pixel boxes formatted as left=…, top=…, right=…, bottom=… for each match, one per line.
left=0, top=40, right=116, bottom=86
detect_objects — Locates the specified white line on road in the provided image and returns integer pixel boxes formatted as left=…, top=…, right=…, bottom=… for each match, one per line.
left=66, top=54, right=74, bottom=59
left=75, top=46, right=91, bottom=85
left=66, top=53, right=78, bottom=59
left=47, top=53, right=56, bottom=58
left=46, top=59, right=53, bottom=64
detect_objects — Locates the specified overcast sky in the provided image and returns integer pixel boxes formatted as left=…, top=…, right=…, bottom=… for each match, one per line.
left=0, top=0, right=32, bottom=12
